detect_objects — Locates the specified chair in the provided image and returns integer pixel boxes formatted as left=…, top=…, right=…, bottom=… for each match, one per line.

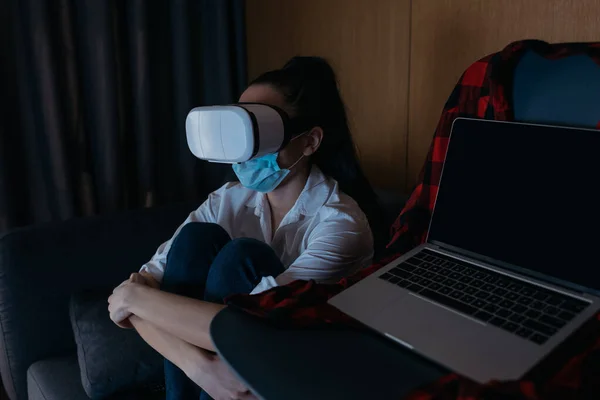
left=513, top=49, right=600, bottom=127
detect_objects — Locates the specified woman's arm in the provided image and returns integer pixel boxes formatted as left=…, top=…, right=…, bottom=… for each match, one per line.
left=109, top=282, right=225, bottom=352
left=129, top=315, right=209, bottom=375
left=278, top=218, right=373, bottom=285
left=248, top=218, right=373, bottom=295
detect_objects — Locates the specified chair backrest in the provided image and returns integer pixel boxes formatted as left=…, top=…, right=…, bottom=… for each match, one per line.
left=510, top=47, right=600, bottom=296
left=512, top=50, right=600, bottom=128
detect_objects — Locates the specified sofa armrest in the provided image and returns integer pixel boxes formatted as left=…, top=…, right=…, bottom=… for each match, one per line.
left=0, top=203, right=195, bottom=400
left=27, top=356, right=90, bottom=400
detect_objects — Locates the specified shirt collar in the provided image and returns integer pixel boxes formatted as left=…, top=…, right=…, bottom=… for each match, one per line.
left=251, top=165, right=329, bottom=217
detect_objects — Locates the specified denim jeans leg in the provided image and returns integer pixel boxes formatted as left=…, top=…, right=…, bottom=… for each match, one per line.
left=161, top=223, right=231, bottom=400
left=203, top=238, right=285, bottom=306
left=199, top=238, right=285, bottom=400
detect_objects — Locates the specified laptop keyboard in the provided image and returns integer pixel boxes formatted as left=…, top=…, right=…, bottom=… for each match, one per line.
left=378, top=249, right=590, bottom=345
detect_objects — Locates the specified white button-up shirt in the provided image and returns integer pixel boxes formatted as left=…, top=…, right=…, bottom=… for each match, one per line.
left=140, top=166, right=373, bottom=294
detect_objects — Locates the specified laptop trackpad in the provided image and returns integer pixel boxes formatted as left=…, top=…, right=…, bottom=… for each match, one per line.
left=370, top=292, right=535, bottom=382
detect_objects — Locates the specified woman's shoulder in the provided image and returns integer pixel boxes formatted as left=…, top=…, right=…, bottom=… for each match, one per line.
left=318, top=178, right=369, bottom=225
left=303, top=167, right=364, bottom=219
left=308, top=179, right=373, bottom=253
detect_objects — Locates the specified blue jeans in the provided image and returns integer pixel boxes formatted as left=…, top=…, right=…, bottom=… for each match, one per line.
left=160, top=222, right=284, bottom=400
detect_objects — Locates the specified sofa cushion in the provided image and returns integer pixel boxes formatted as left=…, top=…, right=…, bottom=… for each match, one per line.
left=27, top=355, right=90, bottom=400
left=70, top=291, right=164, bottom=399
left=27, top=355, right=166, bottom=400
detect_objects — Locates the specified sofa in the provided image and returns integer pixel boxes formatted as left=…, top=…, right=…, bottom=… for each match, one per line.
left=0, top=189, right=406, bottom=400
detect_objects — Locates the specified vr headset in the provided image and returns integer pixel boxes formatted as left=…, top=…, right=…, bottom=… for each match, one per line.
left=185, top=103, right=313, bottom=163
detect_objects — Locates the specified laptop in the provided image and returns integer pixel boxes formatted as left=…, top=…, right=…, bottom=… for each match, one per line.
left=329, top=118, right=600, bottom=383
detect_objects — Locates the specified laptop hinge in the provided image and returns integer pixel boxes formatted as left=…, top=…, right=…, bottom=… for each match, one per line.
left=427, top=240, right=595, bottom=297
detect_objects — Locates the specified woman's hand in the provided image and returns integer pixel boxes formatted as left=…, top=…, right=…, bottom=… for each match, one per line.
left=131, top=271, right=160, bottom=289
left=108, top=276, right=143, bottom=329
left=109, top=272, right=159, bottom=328
left=191, top=355, right=257, bottom=400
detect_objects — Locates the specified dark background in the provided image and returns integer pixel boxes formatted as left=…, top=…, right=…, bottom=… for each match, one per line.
left=0, top=0, right=246, bottom=234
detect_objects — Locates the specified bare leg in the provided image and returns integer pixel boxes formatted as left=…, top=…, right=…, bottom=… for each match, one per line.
left=130, top=315, right=255, bottom=400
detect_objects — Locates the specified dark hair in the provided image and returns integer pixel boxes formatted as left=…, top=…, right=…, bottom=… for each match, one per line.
left=251, top=57, right=386, bottom=251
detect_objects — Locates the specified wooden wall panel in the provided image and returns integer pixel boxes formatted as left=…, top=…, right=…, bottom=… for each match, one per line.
left=246, top=0, right=411, bottom=190
left=408, top=0, right=600, bottom=188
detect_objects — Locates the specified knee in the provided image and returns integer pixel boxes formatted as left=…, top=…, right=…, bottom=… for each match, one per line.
left=223, top=238, right=264, bottom=254
left=204, top=238, right=282, bottom=300
left=172, top=223, right=227, bottom=249
left=169, top=223, right=228, bottom=257
left=209, top=238, right=271, bottom=275
left=165, top=223, right=228, bottom=276
left=222, top=238, right=268, bottom=257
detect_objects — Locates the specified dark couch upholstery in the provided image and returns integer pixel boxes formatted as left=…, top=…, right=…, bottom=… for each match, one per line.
left=0, top=203, right=193, bottom=399
left=0, top=190, right=405, bottom=399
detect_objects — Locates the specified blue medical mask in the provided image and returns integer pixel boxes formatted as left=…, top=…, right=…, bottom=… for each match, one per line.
left=232, top=152, right=304, bottom=193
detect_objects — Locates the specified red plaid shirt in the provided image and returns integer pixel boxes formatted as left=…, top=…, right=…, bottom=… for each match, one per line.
left=227, top=40, right=600, bottom=399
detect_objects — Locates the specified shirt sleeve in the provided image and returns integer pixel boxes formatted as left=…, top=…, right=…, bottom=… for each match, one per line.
left=250, top=213, right=374, bottom=295
left=139, top=186, right=224, bottom=282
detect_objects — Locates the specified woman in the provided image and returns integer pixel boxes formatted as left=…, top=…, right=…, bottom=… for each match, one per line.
left=109, top=57, right=380, bottom=400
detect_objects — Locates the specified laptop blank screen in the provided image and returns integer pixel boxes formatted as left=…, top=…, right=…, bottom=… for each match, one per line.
left=428, top=119, right=600, bottom=292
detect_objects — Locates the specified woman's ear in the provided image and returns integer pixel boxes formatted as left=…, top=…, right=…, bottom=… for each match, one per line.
left=302, top=127, right=323, bottom=156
